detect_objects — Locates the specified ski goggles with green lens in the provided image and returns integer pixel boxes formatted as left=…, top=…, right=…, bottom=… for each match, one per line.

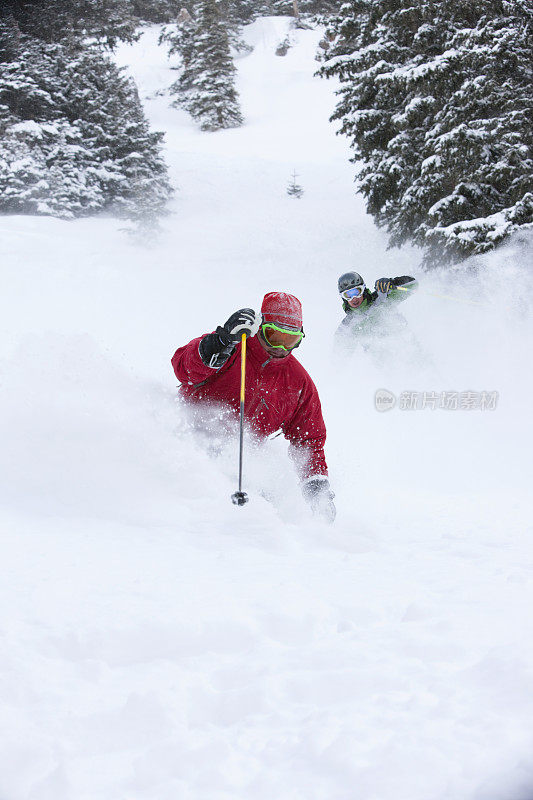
left=341, top=285, right=365, bottom=300
left=261, top=322, right=304, bottom=351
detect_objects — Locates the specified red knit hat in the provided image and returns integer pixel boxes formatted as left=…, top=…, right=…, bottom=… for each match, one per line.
left=261, top=292, right=303, bottom=329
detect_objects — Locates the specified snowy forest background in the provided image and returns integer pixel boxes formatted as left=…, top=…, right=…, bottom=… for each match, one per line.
left=2, top=4, right=533, bottom=798
left=1, top=0, right=531, bottom=264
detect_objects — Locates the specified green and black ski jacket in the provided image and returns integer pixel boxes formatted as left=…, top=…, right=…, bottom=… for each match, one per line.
left=337, top=275, right=417, bottom=337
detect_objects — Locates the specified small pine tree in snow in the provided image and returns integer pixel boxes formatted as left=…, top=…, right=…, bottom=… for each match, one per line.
left=319, top=0, right=533, bottom=265
left=287, top=170, right=304, bottom=198
left=163, top=0, right=244, bottom=131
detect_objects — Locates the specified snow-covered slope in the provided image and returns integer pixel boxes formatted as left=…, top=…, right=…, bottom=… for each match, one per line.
left=1, top=18, right=533, bottom=800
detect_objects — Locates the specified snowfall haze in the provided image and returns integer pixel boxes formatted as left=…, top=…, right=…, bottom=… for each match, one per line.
left=1, top=18, right=533, bottom=800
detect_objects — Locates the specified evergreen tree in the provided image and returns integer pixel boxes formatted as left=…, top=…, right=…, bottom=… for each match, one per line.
left=0, top=0, right=138, bottom=48
left=269, top=0, right=340, bottom=15
left=319, top=0, right=533, bottom=265
left=131, top=0, right=184, bottom=24
left=0, top=16, right=20, bottom=61
left=0, top=34, right=171, bottom=220
left=224, top=0, right=341, bottom=23
left=224, top=0, right=260, bottom=24
left=215, top=0, right=254, bottom=52
left=287, top=170, right=304, bottom=198
left=163, top=0, right=244, bottom=131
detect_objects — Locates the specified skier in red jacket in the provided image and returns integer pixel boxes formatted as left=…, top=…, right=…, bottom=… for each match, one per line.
left=172, top=291, right=335, bottom=521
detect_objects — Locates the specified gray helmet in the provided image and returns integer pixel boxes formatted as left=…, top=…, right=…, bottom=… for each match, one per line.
left=338, top=271, right=364, bottom=294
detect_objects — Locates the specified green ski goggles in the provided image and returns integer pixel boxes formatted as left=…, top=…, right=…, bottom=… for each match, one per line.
left=261, top=322, right=304, bottom=351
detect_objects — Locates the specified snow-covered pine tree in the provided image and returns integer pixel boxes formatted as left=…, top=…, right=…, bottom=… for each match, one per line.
left=319, top=0, right=533, bottom=265
left=214, top=0, right=253, bottom=52
left=270, top=0, right=340, bottom=16
left=160, top=11, right=198, bottom=94
left=163, top=0, right=244, bottom=131
left=0, top=0, right=138, bottom=48
left=287, top=170, right=304, bottom=197
left=0, top=33, right=171, bottom=221
left=131, top=0, right=184, bottom=23
left=224, top=0, right=261, bottom=24
left=0, top=16, right=20, bottom=60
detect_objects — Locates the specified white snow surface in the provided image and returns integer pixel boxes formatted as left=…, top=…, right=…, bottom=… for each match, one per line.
left=1, top=18, right=533, bottom=800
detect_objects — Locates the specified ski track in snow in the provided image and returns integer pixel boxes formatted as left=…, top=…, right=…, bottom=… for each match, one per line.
left=1, top=18, right=533, bottom=800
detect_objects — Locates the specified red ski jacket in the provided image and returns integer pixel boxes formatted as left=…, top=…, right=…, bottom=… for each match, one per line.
left=172, top=334, right=328, bottom=480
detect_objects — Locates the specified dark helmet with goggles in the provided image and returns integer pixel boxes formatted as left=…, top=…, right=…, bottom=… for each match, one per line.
left=338, top=271, right=366, bottom=301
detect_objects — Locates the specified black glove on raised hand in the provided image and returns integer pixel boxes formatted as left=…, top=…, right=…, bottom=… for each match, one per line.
left=301, top=477, right=336, bottom=523
left=199, top=308, right=258, bottom=369
left=216, top=308, right=258, bottom=345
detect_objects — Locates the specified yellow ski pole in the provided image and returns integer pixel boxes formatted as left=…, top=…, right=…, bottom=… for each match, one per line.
left=231, top=333, right=249, bottom=506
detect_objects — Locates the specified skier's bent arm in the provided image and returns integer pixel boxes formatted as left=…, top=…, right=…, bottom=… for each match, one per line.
left=172, top=335, right=219, bottom=385
left=374, top=275, right=417, bottom=304
left=284, top=379, right=336, bottom=522
left=284, top=378, right=328, bottom=481
left=388, top=275, right=418, bottom=303
left=172, top=308, right=258, bottom=384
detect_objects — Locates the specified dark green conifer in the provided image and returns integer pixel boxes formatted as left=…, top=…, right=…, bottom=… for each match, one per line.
left=0, top=34, right=171, bottom=220
left=163, top=0, right=244, bottom=131
left=319, top=0, right=533, bottom=264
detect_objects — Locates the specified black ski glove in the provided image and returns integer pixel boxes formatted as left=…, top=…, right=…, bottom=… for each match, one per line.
left=301, top=477, right=336, bottom=523
left=216, top=308, right=258, bottom=346
left=199, top=308, right=258, bottom=369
